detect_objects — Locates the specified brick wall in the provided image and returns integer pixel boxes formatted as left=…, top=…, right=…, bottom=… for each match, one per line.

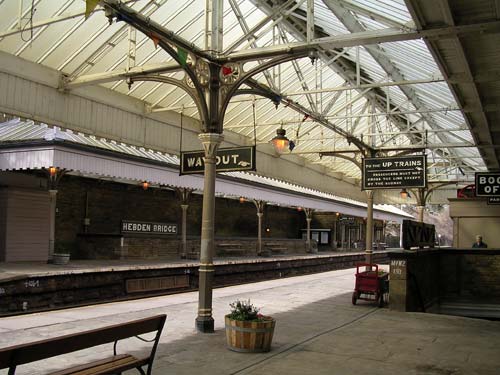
left=56, top=176, right=307, bottom=259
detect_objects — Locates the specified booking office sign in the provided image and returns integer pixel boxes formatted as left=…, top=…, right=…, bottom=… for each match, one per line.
left=475, top=172, right=500, bottom=204
left=362, top=155, right=427, bottom=190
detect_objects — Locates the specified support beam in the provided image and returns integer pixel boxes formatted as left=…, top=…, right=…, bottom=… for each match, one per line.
left=65, top=62, right=181, bottom=88
left=221, top=21, right=500, bottom=63
left=283, top=77, right=445, bottom=96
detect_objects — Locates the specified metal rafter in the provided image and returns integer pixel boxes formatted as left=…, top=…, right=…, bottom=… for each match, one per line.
left=227, top=0, right=276, bottom=89
left=220, top=20, right=500, bottom=63
left=324, top=0, right=475, bottom=171
left=404, top=0, right=499, bottom=170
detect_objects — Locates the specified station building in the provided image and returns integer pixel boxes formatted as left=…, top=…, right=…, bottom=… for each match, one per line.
left=0, top=119, right=409, bottom=262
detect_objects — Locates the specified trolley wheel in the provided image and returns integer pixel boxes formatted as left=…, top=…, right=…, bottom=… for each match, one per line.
left=352, top=291, right=358, bottom=305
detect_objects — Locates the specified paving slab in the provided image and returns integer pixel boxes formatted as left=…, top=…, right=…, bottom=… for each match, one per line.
left=1, top=267, right=499, bottom=375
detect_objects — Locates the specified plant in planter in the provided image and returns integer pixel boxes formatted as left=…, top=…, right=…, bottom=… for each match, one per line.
left=52, top=241, right=72, bottom=265
left=225, top=299, right=275, bottom=353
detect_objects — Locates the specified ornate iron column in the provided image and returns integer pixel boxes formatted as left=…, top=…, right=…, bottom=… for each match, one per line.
left=365, top=190, right=374, bottom=264
left=45, top=167, right=66, bottom=262
left=176, top=188, right=193, bottom=259
left=48, top=189, right=57, bottom=259
left=253, top=200, right=266, bottom=256
left=100, top=0, right=320, bottom=333
left=304, top=208, right=315, bottom=253
left=416, top=187, right=426, bottom=223
left=196, top=133, right=223, bottom=332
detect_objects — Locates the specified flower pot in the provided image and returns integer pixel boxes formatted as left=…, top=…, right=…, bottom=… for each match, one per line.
left=52, top=253, right=70, bottom=265
left=225, top=315, right=276, bottom=353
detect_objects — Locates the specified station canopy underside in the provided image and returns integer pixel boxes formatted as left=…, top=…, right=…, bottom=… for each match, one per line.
left=0, top=118, right=411, bottom=222
left=0, top=0, right=499, bottom=203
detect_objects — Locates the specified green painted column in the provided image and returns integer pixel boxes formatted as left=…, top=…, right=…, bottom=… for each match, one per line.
left=365, top=190, right=374, bottom=265
left=196, top=133, right=223, bottom=333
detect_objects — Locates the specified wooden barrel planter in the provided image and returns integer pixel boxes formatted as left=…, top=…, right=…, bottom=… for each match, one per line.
left=225, top=315, right=276, bottom=353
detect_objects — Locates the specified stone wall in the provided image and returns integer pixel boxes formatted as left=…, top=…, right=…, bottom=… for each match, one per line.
left=441, top=251, right=500, bottom=298
left=389, top=249, right=500, bottom=313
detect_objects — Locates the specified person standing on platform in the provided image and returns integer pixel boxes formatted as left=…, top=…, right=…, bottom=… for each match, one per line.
left=472, top=235, right=488, bottom=248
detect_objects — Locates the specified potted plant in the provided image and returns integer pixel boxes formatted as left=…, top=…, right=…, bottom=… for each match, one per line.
left=225, top=299, right=276, bottom=353
left=52, top=241, right=72, bottom=265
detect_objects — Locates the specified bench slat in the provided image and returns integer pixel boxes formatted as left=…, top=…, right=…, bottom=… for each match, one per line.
left=48, top=354, right=131, bottom=375
left=53, top=356, right=148, bottom=375
left=0, top=314, right=166, bottom=369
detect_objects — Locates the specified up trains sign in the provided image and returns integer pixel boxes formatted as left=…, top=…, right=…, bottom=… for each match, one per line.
left=362, top=155, right=427, bottom=190
left=475, top=172, right=500, bottom=196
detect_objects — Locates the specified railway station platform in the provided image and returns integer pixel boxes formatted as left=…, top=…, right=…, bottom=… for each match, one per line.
left=1, top=267, right=499, bottom=375
left=0, top=251, right=389, bottom=316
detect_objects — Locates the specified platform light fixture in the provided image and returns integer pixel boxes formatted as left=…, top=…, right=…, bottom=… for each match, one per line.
left=48, top=166, right=57, bottom=177
left=400, top=188, right=410, bottom=199
left=297, top=206, right=303, bottom=211
left=270, top=128, right=290, bottom=154
left=239, top=196, right=245, bottom=203
left=142, top=181, right=149, bottom=190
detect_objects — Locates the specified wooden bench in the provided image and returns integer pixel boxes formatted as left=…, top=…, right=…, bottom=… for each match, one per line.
left=216, top=243, right=246, bottom=256
left=264, top=243, right=287, bottom=254
left=0, top=314, right=166, bottom=375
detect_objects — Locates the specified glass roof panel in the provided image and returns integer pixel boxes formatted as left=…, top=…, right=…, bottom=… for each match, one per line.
left=0, top=0, right=487, bottom=189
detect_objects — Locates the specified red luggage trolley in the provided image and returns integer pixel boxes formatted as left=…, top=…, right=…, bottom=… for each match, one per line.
left=352, top=263, right=389, bottom=307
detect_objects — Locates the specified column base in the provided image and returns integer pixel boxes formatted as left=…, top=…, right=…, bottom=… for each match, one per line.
left=195, top=316, right=215, bottom=333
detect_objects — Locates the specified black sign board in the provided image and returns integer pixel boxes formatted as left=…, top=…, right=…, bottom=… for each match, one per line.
left=487, top=197, right=500, bottom=205
left=339, top=217, right=356, bottom=225
left=180, top=146, right=255, bottom=175
left=402, top=220, right=435, bottom=250
left=362, top=155, right=426, bottom=190
left=475, top=172, right=500, bottom=196
left=121, top=220, right=178, bottom=235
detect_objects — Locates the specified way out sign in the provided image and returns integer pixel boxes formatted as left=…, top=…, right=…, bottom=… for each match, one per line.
left=180, top=146, right=255, bottom=175
left=475, top=172, right=500, bottom=196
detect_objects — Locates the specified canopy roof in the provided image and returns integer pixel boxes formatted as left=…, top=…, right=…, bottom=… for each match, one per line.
left=0, top=118, right=411, bottom=221
left=0, top=0, right=498, bottom=196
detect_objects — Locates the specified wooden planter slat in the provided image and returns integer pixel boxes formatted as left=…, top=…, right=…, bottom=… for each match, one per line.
left=225, top=316, right=275, bottom=353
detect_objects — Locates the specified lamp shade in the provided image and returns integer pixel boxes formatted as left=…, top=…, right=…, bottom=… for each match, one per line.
left=271, top=128, right=289, bottom=154
left=400, top=188, right=409, bottom=199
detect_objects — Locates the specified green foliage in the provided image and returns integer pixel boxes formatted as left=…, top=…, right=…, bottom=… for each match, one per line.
left=228, top=300, right=262, bottom=321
